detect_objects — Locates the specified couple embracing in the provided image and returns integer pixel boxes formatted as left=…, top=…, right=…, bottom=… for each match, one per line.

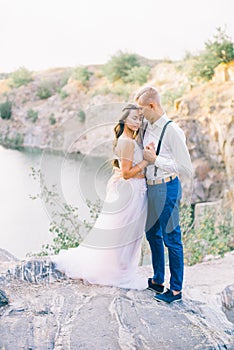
left=51, top=86, right=193, bottom=304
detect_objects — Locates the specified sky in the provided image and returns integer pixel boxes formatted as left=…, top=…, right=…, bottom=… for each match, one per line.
left=0, top=0, right=234, bottom=73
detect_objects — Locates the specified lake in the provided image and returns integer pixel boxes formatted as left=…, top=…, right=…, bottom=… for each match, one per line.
left=0, top=145, right=111, bottom=259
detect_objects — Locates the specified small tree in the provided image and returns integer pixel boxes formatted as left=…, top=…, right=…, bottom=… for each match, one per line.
left=27, top=167, right=101, bottom=256
left=72, top=66, right=93, bottom=86
left=78, top=110, right=86, bottom=122
left=27, top=109, right=38, bottom=123
left=37, top=82, right=54, bottom=99
left=125, top=65, right=150, bottom=84
left=103, top=51, right=140, bottom=82
left=49, top=113, right=56, bottom=125
left=0, top=100, right=12, bottom=119
left=191, top=27, right=234, bottom=81
left=10, top=67, right=33, bottom=87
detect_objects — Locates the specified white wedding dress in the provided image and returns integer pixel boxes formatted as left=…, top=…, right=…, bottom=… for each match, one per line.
left=51, top=139, right=148, bottom=290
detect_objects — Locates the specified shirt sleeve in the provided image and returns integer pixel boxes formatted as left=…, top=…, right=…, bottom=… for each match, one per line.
left=154, top=155, right=178, bottom=173
left=154, top=125, right=194, bottom=180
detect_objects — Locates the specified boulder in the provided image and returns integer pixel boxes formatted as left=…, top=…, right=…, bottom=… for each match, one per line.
left=221, top=284, right=234, bottom=324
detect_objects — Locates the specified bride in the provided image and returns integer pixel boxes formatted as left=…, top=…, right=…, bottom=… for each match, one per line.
left=51, top=103, right=154, bottom=290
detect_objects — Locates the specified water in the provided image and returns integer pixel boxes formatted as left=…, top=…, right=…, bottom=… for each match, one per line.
left=0, top=145, right=111, bottom=260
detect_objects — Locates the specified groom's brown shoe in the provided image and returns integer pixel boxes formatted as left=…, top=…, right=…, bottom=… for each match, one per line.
left=148, top=278, right=164, bottom=294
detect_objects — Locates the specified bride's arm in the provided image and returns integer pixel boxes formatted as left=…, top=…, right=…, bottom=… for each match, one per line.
left=119, top=139, right=149, bottom=180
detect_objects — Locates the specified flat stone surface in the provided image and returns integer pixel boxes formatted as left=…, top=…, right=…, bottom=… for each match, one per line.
left=0, top=278, right=233, bottom=350
left=0, top=251, right=233, bottom=349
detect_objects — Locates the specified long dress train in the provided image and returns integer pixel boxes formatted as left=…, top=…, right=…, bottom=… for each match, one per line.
left=51, top=139, right=148, bottom=290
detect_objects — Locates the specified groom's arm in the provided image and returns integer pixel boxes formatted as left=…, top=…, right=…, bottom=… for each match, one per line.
left=164, top=125, right=193, bottom=179
left=143, top=150, right=177, bottom=172
left=143, top=126, right=193, bottom=179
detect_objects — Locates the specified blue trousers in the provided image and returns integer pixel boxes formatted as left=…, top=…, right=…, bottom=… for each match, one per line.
left=145, top=176, right=183, bottom=291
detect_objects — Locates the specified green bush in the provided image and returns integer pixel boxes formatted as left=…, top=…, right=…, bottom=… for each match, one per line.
left=78, top=110, right=86, bottom=122
left=59, top=90, right=69, bottom=99
left=125, top=65, right=150, bottom=84
left=49, top=113, right=56, bottom=125
left=11, top=133, right=24, bottom=149
left=72, top=66, right=93, bottom=86
left=190, top=27, right=234, bottom=81
left=1, top=132, right=24, bottom=149
left=181, top=204, right=234, bottom=265
left=0, top=100, right=12, bottom=119
left=10, top=67, right=33, bottom=87
left=27, top=108, right=38, bottom=123
left=103, top=51, right=140, bottom=82
left=161, top=86, right=186, bottom=108
left=37, top=82, right=54, bottom=99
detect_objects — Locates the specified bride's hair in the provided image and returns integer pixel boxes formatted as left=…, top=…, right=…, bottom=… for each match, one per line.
left=112, top=103, right=140, bottom=168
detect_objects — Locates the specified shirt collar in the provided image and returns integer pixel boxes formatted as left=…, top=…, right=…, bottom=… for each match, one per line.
left=147, top=113, right=169, bottom=129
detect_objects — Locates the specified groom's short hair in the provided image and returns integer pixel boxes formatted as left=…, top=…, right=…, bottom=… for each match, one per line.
left=134, top=86, right=161, bottom=105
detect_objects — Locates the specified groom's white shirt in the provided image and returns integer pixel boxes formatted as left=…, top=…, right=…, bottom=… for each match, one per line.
left=143, top=113, right=193, bottom=181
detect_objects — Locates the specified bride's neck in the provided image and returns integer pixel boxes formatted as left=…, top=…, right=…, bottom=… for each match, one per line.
left=123, top=127, right=134, bottom=139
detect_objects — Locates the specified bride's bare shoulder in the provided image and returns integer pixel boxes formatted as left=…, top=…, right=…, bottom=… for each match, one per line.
left=118, top=136, right=135, bottom=145
left=116, top=137, right=135, bottom=152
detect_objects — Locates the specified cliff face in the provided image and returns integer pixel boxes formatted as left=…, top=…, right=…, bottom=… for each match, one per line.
left=174, top=81, right=234, bottom=208
left=0, top=249, right=234, bottom=349
left=0, top=62, right=234, bottom=209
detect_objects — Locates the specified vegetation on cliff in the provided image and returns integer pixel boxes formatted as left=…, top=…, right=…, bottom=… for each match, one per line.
left=189, top=27, right=234, bottom=81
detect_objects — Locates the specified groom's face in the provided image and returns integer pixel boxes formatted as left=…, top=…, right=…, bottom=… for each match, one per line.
left=138, top=103, right=155, bottom=122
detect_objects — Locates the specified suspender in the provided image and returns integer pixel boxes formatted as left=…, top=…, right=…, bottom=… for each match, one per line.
left=154, top=120, right=172, bottom=176
left=142, top=121, right=148, bottom=141
left=142, top=120, right=172, bottom=177
left=156, top=120, right=172, bottom=155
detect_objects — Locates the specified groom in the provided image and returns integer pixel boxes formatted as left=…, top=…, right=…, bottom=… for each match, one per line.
left=135, top=86, right=193, bottom=303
